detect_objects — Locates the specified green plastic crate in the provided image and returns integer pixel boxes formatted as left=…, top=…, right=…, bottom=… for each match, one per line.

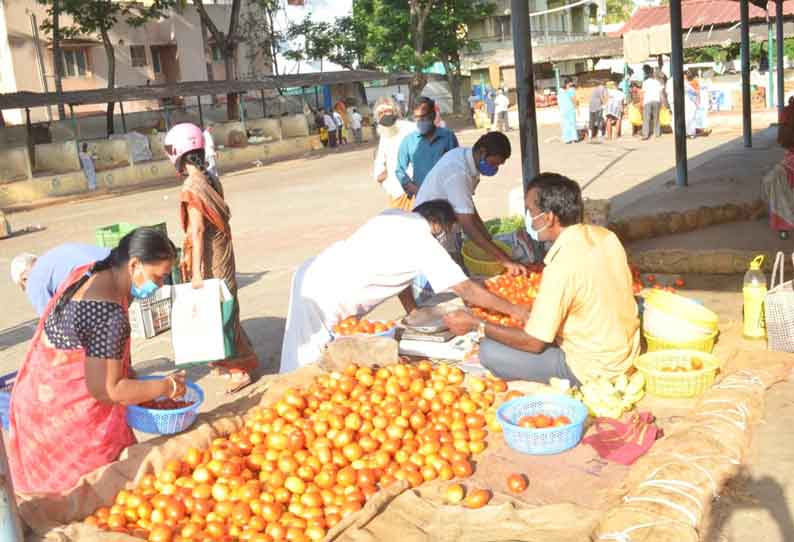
left=95, top=222, right=168, bottom=249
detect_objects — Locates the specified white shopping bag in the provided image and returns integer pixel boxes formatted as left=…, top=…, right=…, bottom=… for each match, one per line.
left=170, top=278, right=235, bottom=365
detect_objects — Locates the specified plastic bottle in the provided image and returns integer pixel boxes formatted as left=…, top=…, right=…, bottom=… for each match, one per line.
left=743, top=255, right=767, bottom=339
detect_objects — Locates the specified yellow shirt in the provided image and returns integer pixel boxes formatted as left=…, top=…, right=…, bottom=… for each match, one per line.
left=524, top=224, right=640, bottom=383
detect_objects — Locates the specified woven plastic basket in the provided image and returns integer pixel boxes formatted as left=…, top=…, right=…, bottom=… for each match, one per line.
left=95, top=222, right=168, bottom=248
left=461, top=239, right=512, bottom=277
left=766, top=252, right=794, bottom=352
left=497, top=395, right=588, bottom=455
left=126, top=377, right=204, bottom=434
left=643, top=329, right=718, bottom=353
left=634, top=350, right=721, bottom=398
left=643, top=290, right=719, bottom=331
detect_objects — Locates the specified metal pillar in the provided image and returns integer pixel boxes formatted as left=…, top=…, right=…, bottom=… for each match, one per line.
left=777, top=0, right=785, bottom=115
left=164, top=104, right=171, bottom=130
left=238, top=94, right=247, bottom=132
left=768, top=21, right=775, bottom=109
left=511, top=0, right=541, bottom=192
left=669, top=0, right=688, bottom=186
left=740, top=0, right=752, bottom=147
left=197, top=96, right=204, bottom=127
left=260, top=90, right=268, bottom=118
left=119, top=101, right=127, bottom=133
left=553, top=66, right=561, bottom=93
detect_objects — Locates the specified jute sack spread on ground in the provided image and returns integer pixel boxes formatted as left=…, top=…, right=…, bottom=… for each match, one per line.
left=593, top=361, right=792, bottom=542
left=26, top=365, right=326, bottom=541
left=319, top=336, right=400, bottom=372
left=324, top=480, right=601, bottom=542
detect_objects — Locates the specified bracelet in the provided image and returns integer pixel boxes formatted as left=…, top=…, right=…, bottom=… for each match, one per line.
left=167, top=376, right=178, bottom=398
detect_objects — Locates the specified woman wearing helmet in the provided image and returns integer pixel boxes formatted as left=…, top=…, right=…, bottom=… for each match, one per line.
left=165, top=123, right=259, bottom=392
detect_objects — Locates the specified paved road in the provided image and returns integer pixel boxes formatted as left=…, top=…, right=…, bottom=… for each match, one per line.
left=0, top=123, right=745, bottom=409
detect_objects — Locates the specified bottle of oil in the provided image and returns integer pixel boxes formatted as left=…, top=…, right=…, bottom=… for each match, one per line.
left=743, top=255, right=767, bottom=339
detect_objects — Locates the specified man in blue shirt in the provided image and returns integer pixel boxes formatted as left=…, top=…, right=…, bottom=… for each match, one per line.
left=395, top=96, right=459, bottom=196
left=11, top=244, right=110, bottom=315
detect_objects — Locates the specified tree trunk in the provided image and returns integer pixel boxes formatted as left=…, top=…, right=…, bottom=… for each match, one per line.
left=441, top=58, right=463, bottom=115
left=51, top=0, right=66, bottom=120
left=102, top=29, right=115, bottom=136
left=224, top=47, right=239, bottom=120
left=408, top=1, right=431, bottom=115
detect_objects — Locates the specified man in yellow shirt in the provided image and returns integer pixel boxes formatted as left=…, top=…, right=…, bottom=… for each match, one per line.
left=444, top=173, right=640, bottom=385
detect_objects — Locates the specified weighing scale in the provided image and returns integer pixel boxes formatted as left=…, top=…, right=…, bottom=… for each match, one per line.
left=397, top=304, right=478, bottom=363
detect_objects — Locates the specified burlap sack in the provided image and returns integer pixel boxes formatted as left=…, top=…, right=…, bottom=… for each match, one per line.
left=319, top=336, right=399, bottom=372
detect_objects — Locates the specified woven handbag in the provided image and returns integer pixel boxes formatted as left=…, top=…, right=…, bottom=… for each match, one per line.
left=765, top=252, right=794, bottom=352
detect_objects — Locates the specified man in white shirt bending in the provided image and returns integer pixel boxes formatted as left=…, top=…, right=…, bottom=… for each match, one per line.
left=641, top=67, right=663, bottom=139
left=350, top=108, right=363, bottom=144
left=414, top=131, right=525, bottom=276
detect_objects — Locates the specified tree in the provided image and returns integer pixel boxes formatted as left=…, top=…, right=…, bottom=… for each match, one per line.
left=605, top=0, right=633, bottom=24
left=43, top=0, right=173, bottom=135
left=194, top=0, right=244, bottom=119
left=428, top=0, right=495, bottom=114
left=284, top=15, right=365, bottom=71
left=37, top=0, right=68, bottom=120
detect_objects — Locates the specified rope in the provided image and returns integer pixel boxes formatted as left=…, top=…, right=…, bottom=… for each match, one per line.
left=622, top=496, right=699, bottom=526
left=639, top=480, right=705, bottom=512
left=597, top=518, right=687, bottom=542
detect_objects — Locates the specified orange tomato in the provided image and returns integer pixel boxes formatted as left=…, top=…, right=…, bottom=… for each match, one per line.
left=506, top=473, right=528, bottom=493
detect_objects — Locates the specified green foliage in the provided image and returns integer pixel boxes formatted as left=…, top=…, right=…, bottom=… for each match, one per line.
left=605, top=0, right=634, bottom=24
left=40, top=0, right=174, bottom=39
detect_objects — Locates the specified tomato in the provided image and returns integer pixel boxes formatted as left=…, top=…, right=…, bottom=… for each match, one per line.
left=148, top=525, right=173, bottom=542
left=554, top=415, right=571, bottom=427
left=517, top=416, right=535, bottom=429
left=445, top=483, right=465, bottom=503
left=451, top=460, right=473, bottom=478
left=463, top=489, right=491, bottom=509
left=675, top=278, right=685, bottom=287
left=507, top=473, right=528, bottom=493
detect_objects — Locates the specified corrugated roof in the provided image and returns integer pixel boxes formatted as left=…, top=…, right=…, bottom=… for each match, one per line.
left=464, top=36, right=624, bottom=69
left=618, top=0, right=794, bottom=34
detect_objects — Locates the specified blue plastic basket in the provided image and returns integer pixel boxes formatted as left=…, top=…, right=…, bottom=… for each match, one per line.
left=497, top=395, right=588, bottom=455
left=0, top=371, right=17, bottom=431
left=126, top=377, right=204, bottom=435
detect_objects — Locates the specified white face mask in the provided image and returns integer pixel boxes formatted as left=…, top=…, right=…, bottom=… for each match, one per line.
left=433, top=228, right=448, bottom=246
left=525, top=210, right=548, bottom=242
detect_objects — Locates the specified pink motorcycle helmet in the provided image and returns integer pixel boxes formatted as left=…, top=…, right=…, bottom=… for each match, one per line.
left=164, top=123, right=204, bottom=170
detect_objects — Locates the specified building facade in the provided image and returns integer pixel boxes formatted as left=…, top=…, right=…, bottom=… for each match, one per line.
left=0, top=0, right=267, bottom=124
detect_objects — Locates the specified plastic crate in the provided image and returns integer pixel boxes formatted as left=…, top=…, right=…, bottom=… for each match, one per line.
left=129, top=287, right=172, bottom=339
left=126, top=377, right=204, bottom=434
left=634, top=349, right=721, bottom=398
left=0, top=371, right=16, bottom=431
left=95, top=222, right=168, bottom=248
left=497, top=395, right=588, bottom=455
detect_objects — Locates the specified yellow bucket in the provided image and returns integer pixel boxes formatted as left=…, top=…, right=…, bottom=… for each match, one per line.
left=634, top=349, right=721, bottom=398
left=461, top=240, right=511, bottom=277
left=644, top=290, right=719, bottom=331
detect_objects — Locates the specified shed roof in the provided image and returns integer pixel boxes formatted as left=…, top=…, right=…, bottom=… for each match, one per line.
left=0, top=70, right=430, bottom=111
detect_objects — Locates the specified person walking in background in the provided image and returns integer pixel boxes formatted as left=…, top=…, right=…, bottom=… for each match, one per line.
left=333, top=110, right=346, bottom=145
left=203, top=122, right=218, bottom=177
left=165, top=123, right=260, bottom=393
left=396, top=96, right=459, bottom=196
left=322, top=109, right=338, bottom=148
left=350, top=107, right=363, bottom=144
left=373, top=97, right=416, bottom=210
left=605, top=81, right=625, bottom=140
left=485, top=90, right=496, bottom=127
left=628, top=81, right=644, bottom=136
left=642, top=65, right=663, bottom=139
left=468, top=90, right=480, bottom=125
left=79, top=143, right=97, bottom=191
left=558, top=79, right=579, bottom=144
left=589, top=82, right=607, bottom=139
left=493, top=89, right=511, bottom=132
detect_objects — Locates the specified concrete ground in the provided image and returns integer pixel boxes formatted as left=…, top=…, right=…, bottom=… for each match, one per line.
left=1, top=117, right=793, bottom=541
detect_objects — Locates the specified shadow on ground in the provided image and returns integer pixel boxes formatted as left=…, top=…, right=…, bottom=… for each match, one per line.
left=243, top=316, right=286, bottom=377
left=237, top=270, right=269, bottom=290
left=706, top=470, right=794, bottom=542
left=0, top=319, right=37, bottom=352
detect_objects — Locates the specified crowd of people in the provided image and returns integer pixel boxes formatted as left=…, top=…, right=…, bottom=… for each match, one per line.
left=560, top=64, right=711, bottom=143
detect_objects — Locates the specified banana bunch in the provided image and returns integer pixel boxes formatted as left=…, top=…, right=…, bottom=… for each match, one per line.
left=578, top=372, right=646, bottom=419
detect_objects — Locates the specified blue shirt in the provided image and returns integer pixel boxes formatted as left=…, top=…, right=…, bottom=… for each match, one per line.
left=395, top=127, right=459, bottom=189
left=26, top=243, right=110, bottom=315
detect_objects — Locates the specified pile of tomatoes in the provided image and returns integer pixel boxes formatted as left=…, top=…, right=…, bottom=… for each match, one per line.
left=470, top=270, right=542, bottom=328
left=85, top=362, right=510, bottom=542
left=139, top=399, right=195, bottom=410
left=332, top=317, right=396, bottom=337
left=516, top=414, right=570, bottom=429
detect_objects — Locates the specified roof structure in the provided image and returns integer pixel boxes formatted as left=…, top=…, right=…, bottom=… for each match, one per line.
left=465, top=36, right=624, bottom=70
left=618, top=0, right=794, bottom=35
left=0, top=70, right=434, bottom=111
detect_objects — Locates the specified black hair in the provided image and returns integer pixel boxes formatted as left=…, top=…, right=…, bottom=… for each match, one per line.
left=81, top=143, right=88, bottom=152
left=414, top=96, right=436, bottom=119
left=473, top=132, right=511, bottom=160
left=180, top=149, right=223, bottom=195
left=413, top=199, right=457, bottom=229
left=527, top=172, right=583, bottom=227
left=52, top=227, right=176, bottom=317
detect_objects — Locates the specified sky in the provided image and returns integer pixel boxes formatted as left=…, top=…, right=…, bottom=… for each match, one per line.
left=277, top=0, right=354, bottom=74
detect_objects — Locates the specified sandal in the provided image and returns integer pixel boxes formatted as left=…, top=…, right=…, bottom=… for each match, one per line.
left=209, top=364, right=253, bottom=394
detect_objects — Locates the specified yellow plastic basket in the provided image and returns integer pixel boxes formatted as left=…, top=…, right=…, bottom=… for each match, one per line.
left=461, top=239, right=511, bottom=277
left=634, top=350, right=721, bottom=398
left=643, top=330, right=718, bottom=353
left=643, top=290, right=719, bottom=332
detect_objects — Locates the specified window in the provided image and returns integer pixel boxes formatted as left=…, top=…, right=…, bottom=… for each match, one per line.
left=61, top=49, right=87, bottom=77
left=151, top=47, right=162, bottom=73
left=130, top=45, right=147, bottom=67
left=211, top=45, right=223, bottom=62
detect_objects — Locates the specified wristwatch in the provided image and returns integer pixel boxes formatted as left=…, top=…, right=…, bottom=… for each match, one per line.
left=476, top=321, right=486, bottom=341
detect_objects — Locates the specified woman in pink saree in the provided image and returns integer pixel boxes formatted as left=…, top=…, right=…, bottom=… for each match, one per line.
left=763, top=97, right=794, bottom=239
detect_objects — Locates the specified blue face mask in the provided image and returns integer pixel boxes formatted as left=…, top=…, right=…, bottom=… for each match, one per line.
left=525, top=210, right=548, bottom=242
left=478, top=158, right=499, bottom=177
left=131, top=272, right=159, bottom=300
left=416, top=119, right=434, bottom=135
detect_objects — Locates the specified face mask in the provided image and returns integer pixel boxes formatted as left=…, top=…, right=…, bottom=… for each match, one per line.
left=433, top=228, right=448, bottom=245
left=130, top=267, right=159, bottom=300
left=525, top=210, right=548, bottom=242
left=379, top=114, right=396, bottom=127
left=478, top=158, right=499, bottom=177
left=416, top=119, right=434, bottom=135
